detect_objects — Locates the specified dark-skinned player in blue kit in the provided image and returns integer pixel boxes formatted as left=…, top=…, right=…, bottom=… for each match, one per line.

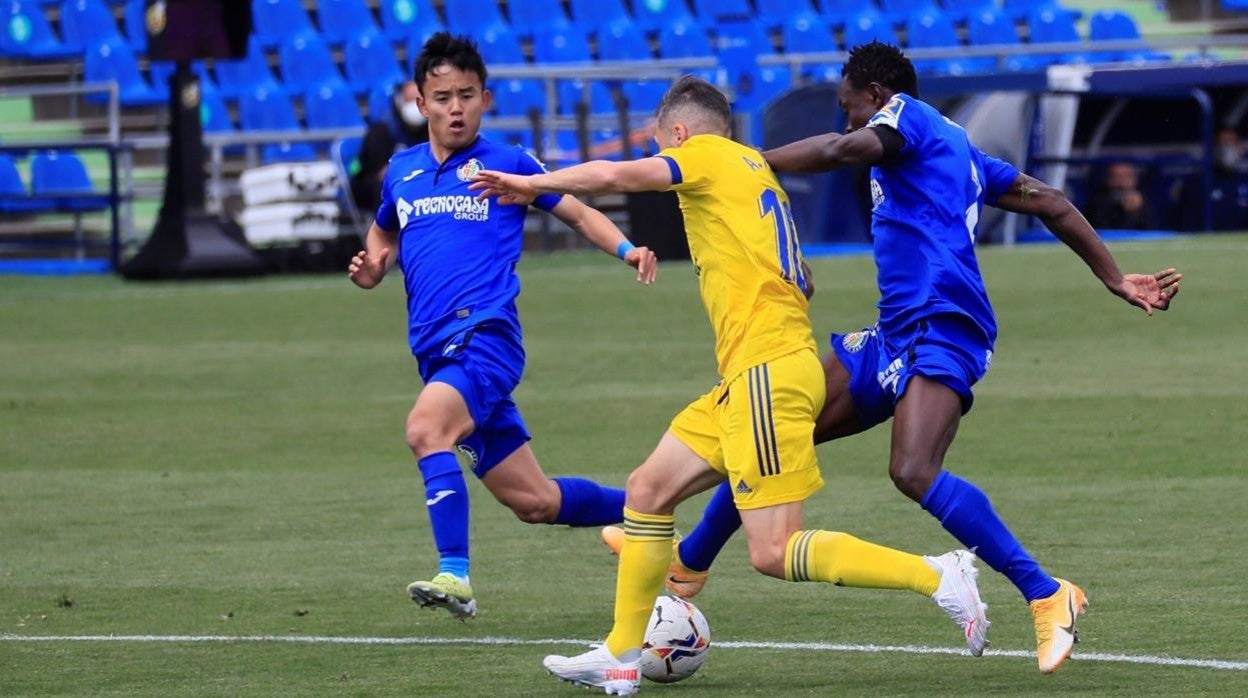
left=349, top=32, right=657, bottom=621
left=602, top=42, right=1181, bottom=674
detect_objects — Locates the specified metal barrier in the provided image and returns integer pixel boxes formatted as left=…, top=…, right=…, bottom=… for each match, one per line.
left=0, top=139, right=129, bottom=268
left=758, top=35, right=1248, bottom=77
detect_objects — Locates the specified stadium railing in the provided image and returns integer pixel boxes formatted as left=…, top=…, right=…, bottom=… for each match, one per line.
left=0, top=81, right=128, bottom=267
left=757, top=34, right=1248, bottom=77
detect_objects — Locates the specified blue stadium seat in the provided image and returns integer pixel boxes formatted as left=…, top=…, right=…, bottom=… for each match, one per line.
left=239, top=85, right=318, bottom=163
left=737, top=65, right=792, bottom=143
left=782, top=12, right=833, bottom=53
left=758, top=0, right=818, bottom=29
left=1028, top=8, right=1090, bottom=65
left=123, top=0, right=146, bottom=52
left=344, top=29, right=405, bottom=95
left=476, top=23, right=525, bottom=65
left=657, top=18, right=713, bottom=58
left=906, top=10, right=981, bottom=75
left=199, top=87, right=235, bottom=134
left=716, top=20, right=774, bottom=110
left=366, top=83, right=402, bottom=124
left=532, top=25, right=592, bottom=64
left=0, top=154, right=53, bottom=214
left=941, top=0, right=997, bottom=23
left=492, top=78, right=547, bottom=117
left=279, top=32, right=344, bottom=95
left=692, top=0, right=752, bottom=22
left=31, top=151, right=109, bottom=211
left=569, top=0, right=630, bottom=29
left=816, top=0, right=865, bottom=27
left=305, top=80, right=364, bottom=129
left=510, top=0, right=570, bottom=36
left=317, top=0, right=380, bottom=45
left=84, top=39, right=163, bottom=106
left=633, top=0, right=695, bottom=32
left=966, top=8, right=1044, bottom=71
left=252, top=0, right=315, bottom=48
left=558, top=79, right=615, bottom=116
left=782, top=14, right=836, bottom=81
left=214, top=36, right=279, bottom=100
left=878, top=0, right=941, bottom=24
left=379, top=0, right=441, bottom=41
left=842, top=11, right=897, bottom=49
left=444, top=0, right=506, bottom=35
left=1, top=0, right=75, bottom=58
left=621, top=79, right=669, bottom=113
left=598, top=19, right=651, bottom=61
left=1003, top=0, right=1079, bottom=22
left=1088, top=10, right=1169, bottom=64
left=59, top=0, right=122, bottom=53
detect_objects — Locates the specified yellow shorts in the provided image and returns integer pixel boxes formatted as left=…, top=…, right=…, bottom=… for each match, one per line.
left=669, top=348, right=826, bottom=510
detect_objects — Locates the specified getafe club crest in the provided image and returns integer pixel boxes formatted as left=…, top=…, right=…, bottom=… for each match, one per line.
left=842, top=331, right=869, bottom=353
left=456, top=158, right=483, bottom=182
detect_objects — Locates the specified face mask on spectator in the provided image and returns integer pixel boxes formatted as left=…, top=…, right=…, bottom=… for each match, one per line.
left=399, top=101, right=426, bottom=128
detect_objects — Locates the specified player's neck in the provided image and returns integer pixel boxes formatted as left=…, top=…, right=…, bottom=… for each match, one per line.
left=429, top=135, right=478, bottom=165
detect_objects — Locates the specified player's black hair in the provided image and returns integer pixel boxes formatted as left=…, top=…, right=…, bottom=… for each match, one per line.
left=414, top=31, right=487, bottom=91
left=842, top=41, right=919, bottom=98
left=656, top=75, right=732, bottom=132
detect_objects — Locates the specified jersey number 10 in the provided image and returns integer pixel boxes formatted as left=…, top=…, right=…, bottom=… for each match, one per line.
left=759, top=189, right=809, bottom=296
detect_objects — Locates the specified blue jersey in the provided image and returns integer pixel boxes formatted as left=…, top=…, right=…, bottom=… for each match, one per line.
left=865, top=93, right=1020, bottom=345
left=375, top=136, right=562, bottom=357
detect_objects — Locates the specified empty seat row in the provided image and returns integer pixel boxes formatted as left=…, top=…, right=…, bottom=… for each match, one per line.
left=0, top=151, right=109, bottom=214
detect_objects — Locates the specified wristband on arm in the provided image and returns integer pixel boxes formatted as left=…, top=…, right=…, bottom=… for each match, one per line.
left=616, top=240, right=636, bottom=260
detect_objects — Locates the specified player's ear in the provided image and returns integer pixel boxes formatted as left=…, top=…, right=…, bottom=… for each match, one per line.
left=673, top=122, right=689, bottom=145
left=868, top=83, right=887, bottom=109
left=481, top=88, right=493, bottom=112
left=416, top=93, right=428, bottom=117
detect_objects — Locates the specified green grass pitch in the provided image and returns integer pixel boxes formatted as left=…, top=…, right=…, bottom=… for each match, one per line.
left=2, top=235, right=1247, bottom=696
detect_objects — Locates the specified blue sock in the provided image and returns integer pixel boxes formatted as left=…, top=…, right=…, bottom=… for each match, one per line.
left=418, top=451, right=470, bottom=579
left=921, top=471, right=1060, bottom=602
left=676, top=481, right=741, bottom=573
left=552, top=477, right=626, bottom=527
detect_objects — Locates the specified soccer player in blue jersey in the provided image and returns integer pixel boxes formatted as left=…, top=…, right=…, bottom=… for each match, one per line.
left=348, top=32, right=657, bottom=621
left=603, top=42, right=1181, bottom=673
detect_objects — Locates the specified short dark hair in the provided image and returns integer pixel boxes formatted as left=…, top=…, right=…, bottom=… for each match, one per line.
left=842, top=41, right=918, bottom=98
left=414, top=32, right=487, bottom=91
left=656, top=75, right=732, bottom=132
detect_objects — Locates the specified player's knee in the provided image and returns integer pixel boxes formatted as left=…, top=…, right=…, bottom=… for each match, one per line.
left=747, top=543, right=787, bottom=579
left=889, top=459, right=936, bottom=501
left=405, top=416, right=457, bottom=458
left=493, top=479, right=560, bottom=524
left=624, top=468, right=673, bottom=512
left=508, top=495, right=558, bottom=524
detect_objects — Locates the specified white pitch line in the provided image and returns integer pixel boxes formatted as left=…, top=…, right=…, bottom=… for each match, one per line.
left=1, top=634, right=1245, bottom=672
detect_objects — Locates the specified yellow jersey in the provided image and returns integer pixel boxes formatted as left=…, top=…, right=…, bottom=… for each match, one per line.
left=658, top=134, right=815, bottom=380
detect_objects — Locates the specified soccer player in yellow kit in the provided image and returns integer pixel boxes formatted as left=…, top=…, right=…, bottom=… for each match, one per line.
left=471, top=76, right=988, bottom=695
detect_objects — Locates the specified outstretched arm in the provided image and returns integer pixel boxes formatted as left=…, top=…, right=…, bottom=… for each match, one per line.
left=470, top=158, right=674, bottom=204
left=763, top=127, right=894, bottom=173
left=549, top=195, right=658, bottom=285
left=993, top=173, right=1180, bottom=314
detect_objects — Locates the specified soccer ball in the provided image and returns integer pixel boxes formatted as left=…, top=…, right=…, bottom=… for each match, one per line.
left=640, top=595, right=711, bottom=683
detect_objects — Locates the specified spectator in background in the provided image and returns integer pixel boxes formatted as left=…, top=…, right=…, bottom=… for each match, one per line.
left=1088, top=161, right=1157, bottom=230
left=1168, top=126, right=1248, bottom=231
left=351, top=81, right=430, bottom=214
left=1208, top=126, right=1248, bottom=229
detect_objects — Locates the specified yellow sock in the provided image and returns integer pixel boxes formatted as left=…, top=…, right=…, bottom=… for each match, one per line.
left=604, top=508, right=674, bottom=658
left=785, top=530, right=940, bottom=596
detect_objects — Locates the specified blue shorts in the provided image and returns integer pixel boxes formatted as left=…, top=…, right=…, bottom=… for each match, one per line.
left=831, top=315, right=994, bottom=429
left=417, top=323, right=530, bottom=478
